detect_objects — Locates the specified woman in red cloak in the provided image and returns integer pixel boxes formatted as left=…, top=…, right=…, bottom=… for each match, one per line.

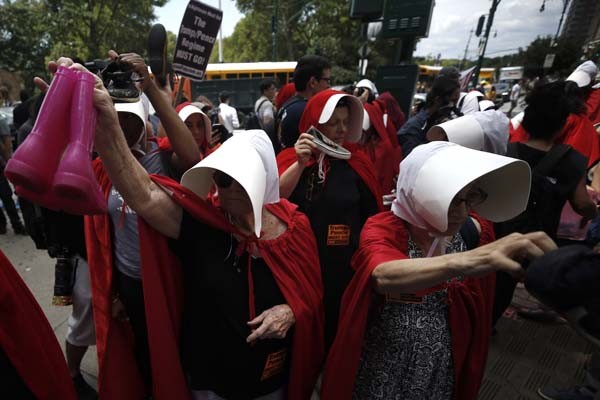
left=47, top=56, right=326, bottom=400
left=277, top=89, right=383, bottom=349
left=321, top=141, right=557, bottom=400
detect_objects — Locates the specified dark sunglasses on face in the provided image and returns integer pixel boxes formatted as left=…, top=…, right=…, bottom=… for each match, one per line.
left=451, top=187, right=488, bottom=208
left=317, top=76, right=332, bottom=84
left=213, top=170, right=234, bottom=188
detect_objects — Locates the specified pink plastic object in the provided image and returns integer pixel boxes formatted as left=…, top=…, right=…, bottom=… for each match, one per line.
left=52, top=71, right=106, bottom=214
left=5, top=66, right=76, bottom=192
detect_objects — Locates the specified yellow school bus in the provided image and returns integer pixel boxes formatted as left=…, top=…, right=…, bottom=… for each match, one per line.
left=418, top=65, right=496, bottom=82
left=175, top=61, right=297, bottom=112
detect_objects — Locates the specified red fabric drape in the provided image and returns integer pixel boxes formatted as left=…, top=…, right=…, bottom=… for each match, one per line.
left=85, top=160, right=324, bottom=400
left=276, top=146, right=383, bottom=211
left=321, top=212, right=496, bottom=400
left=0, top=249, right=76, bottom=400
left=361, top=102, right=402, bottom=194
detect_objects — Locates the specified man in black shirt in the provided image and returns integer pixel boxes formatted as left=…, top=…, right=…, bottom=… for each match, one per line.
left=276, top=55, right=332, bottom=151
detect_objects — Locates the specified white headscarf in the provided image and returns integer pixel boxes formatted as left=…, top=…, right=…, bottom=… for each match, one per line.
left=181, top=130, right=279, bottom=236
left=392, top=141, right=531, bottom=233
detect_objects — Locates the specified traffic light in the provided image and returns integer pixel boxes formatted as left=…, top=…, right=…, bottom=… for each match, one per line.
left=350, top=0, right=384, bottom=21
left=476, top=15, right=485, bottom=37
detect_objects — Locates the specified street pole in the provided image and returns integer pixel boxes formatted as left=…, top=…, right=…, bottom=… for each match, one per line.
left=472, top=0, right=501, bottom=87
left=218, top=0, right=223, bottom=62
left=554, top=0, right=570, bottom=44
left=460, top=29, right=474, bottom=70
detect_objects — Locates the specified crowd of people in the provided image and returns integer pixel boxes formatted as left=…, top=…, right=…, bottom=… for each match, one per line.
left=0, top=46, right=599, bottom=400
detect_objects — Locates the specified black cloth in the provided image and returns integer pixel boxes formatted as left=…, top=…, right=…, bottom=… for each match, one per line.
left=12, top=101, right=31, bottom=130
left=277, top=95, right=307, bottom=149
left=43, top=210, right=87, bottom=258
left=288, top=159, right=379, bottom=348
left=170, top=210, right=292, bottom=399
left=115, top=270, right=152, bottom=393
left=525, top=245, right=600, bottom=311
left=397, top=109, right=429, bottom=157
left=492, top=143, right=587, bottom=326
left=495, top=143, right=587, bottom=240
left=0, top=347, right=35, bottom=399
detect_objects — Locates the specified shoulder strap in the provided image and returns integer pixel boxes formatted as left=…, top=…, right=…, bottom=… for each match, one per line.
left=459, top=217, right=480, bottom=250
left=255, top=98, right=268, bottom=114
left=534, top=144, right=571, bottom=176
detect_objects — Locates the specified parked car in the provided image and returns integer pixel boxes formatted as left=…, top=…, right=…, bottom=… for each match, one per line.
left=494, top=82, right=511, bottom=104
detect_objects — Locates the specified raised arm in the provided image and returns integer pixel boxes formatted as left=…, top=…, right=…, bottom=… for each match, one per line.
left=371, top=231, right=557, bottom=294
left=114, top=51, right=201, bottom=170
left=42, top=58, right=184, bottom=239
left=279, top=132, right=318, bottom=198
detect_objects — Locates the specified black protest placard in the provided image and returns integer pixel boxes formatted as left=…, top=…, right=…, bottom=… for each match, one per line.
left=173, top=0, right=222, bottom=81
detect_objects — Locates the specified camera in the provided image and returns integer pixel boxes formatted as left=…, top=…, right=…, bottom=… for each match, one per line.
left=84, top=59, right=109, bottom=75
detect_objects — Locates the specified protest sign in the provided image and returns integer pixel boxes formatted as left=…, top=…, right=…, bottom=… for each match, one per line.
left=173, top=0, right=222, bottom=81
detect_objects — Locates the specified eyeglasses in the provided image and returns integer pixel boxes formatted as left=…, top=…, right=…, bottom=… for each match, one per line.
left=451, top=187, right=488, bottom=208
left=213, top=170, right=234, bottom=188
left=317, top=76, right=332, bottom=84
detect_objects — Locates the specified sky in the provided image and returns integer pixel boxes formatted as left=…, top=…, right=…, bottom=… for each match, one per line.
left=155, top=0, right=567, bottom=60
left=156, top=0, right=243, bottom=38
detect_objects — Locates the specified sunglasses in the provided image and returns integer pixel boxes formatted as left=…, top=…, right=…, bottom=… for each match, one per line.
left=213, top=170, right=234, bottom=188
left=317, top=76, right=332, bottom=84
left=451, top=187, right=488, bottom=208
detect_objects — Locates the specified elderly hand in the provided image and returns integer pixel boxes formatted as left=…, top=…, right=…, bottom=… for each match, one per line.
left=109, top=50, right=152, bottom=92
left=247, top=304, right=295, bottom=343
left=460, top=231, right=557, bottom=281
left=295, top=132, right=319, bottom=167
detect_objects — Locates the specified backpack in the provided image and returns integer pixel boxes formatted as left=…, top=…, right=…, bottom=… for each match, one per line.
left=496, top=143, right=573, bottom=238
left=244, top=99, right=269, bottom=130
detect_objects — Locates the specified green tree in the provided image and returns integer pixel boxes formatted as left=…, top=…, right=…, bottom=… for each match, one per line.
left=0, top=0, right=54, bottom=90
left=0, top=0, right=166, bottom=90
left=45, top=0, right=167, bottom=60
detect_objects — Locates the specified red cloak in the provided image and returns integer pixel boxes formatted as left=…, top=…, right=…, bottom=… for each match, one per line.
left=0, top=249, right=76, bottom=399
left=586, top=88, right=600, bottom=124
left=276, top=145, right=383, bottom=211
left=320, top=211, right=496, bottom=400
left=362, top=102, right=403, bottom=194
left=510, top=113, right=600, bottom=168
left=85, top=160, right=324, bottom=400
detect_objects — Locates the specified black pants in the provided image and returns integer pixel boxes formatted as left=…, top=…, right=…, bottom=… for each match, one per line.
left=0, top=173, right=22, bottom=229
left=115, top=270, right=152, bottom=392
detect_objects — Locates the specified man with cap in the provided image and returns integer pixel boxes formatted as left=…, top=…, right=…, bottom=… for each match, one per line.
left=320, top=141, right=556, bottom=400
left=218, top=91, right=240, bottom=134
left=51, top=56, right=324, bottom=400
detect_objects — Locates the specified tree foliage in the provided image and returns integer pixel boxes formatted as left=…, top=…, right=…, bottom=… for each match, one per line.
left=0, top=0, right=166, bottom=90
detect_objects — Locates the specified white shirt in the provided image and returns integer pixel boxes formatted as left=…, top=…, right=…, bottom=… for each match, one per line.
left=510, top=83, right=521, bottom=102
left=255, top=95, right=274, bottom=127
left=218, top=102, right=240, bottom=133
